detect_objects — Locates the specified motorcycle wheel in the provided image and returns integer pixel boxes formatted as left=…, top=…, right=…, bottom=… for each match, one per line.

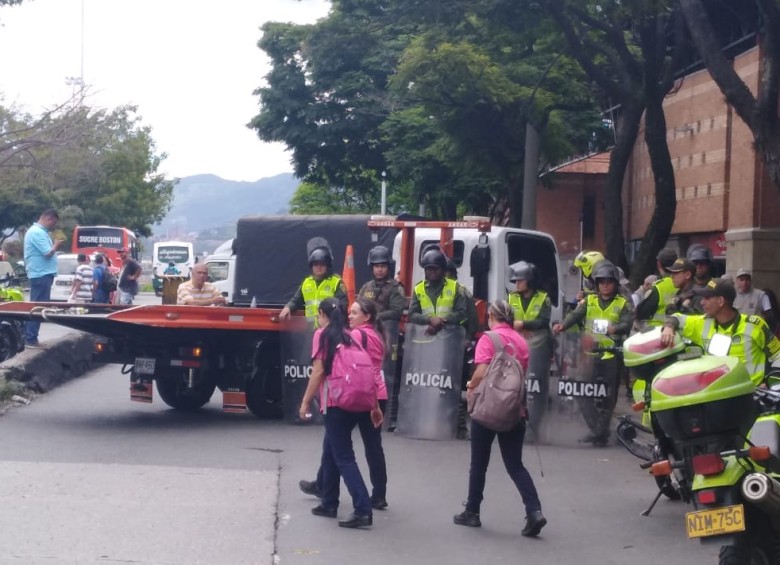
left=654, top=475, right=682, bottom=501
left=719, top=544, right=772, bottom=565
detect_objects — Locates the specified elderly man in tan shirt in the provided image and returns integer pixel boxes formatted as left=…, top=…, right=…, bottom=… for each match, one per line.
left=176, top=263, right=227, bottom=306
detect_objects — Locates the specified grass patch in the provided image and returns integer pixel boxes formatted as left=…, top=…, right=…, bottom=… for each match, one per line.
left=0, top=378, right=23, bottom=402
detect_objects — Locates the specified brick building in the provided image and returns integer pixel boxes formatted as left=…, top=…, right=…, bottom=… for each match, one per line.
left=537, top=45, right=780, bottom=293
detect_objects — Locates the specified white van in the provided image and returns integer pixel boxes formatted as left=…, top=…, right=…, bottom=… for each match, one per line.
left=50, top=253, right=80, bottom=302
left=152, top=241, right=194, bottom=295
left=205, top=239, right=235, bottom=304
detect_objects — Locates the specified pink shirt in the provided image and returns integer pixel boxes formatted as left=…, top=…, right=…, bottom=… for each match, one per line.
left=351, top=324, right=388, bottom=400
left=473, top=322, right=529, bottom=370
left=312, top=329, right=332, bottom=409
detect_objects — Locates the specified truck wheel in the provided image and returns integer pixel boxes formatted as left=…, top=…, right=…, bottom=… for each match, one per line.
left=155, top=370, right=217, bottom=411
left=0, top=327, right=12, bottom=362
left=246, top=375, right=283, bottom=419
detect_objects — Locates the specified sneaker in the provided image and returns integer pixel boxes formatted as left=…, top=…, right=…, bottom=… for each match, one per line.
left=453, top=509, right=481, bottom=528
left=25, top=340, right=44, bottom=349
left=521, top=510, right=547, bottom=537
left=298, top=479, right=321, bottom=498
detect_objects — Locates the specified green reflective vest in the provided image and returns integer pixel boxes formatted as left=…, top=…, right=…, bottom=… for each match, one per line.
left=585, top=294, right=627, bottom=359
left=647, top=276, right=677, bottom=326
left=414, top=279, right=457, bottom=317
left=509, top=290, right=548, bottom=322
left=301, top=274, right=342, bottom=321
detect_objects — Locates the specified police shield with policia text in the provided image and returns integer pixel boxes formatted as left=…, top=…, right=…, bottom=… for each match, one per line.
left=553, top=261, right=634, bottom=446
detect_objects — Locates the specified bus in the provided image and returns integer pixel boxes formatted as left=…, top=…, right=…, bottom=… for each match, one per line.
left=152, top=241, right=194, bottom=296
left=71, top=225, right=138, bottom=268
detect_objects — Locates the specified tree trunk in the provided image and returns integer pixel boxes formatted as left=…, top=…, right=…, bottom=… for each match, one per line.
left=604, top=102, right=644, bottom=271
left=507, top=173, right=524, bottom=228
left=630, top=95, right=677, bottom=289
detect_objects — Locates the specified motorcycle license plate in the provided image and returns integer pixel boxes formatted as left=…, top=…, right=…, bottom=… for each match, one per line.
left=685, top=504, right=745, bottom=538
left=134, top=357, right=156, bottom=375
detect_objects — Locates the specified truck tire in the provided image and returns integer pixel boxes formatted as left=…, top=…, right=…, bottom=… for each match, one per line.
left=246, top=373, right=283, bottom=419
left=0, top=326, right=13, bottom=362
left=155, top=369, right=217, bottom=411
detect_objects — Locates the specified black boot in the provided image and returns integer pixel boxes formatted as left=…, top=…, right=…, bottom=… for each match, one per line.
left=453, top=509, right=482, bottom=528
left=338, top=513, right=372, bottom=528
left=298, top=479, right=321, bottom=498
left=521, top=510, right=547, bottom=537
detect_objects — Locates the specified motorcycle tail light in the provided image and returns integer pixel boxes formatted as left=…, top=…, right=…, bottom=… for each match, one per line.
left=653, top=365, right=729, bottom=396
left=696, top=489, right=717, bottom=505
left=692, top=453, right=726, bottom=476
left=749, top=446, right=772, bottom=461
left=650, top=460, right=672, bottom=477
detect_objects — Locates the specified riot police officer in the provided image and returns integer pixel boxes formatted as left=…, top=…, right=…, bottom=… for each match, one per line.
left=358, top=246, right=405, bottom=322
left=553, top=261, right=634, bottom=446
left=635, top=248, right=678, bottom=329
left=573, top=250, right=605, bottom=300
left=408, top=249, right=467, bottom=335
left=445, top=257, right=479, bottom=340
left=687, top=244, right=715, bottom=291
left=279, top=237, right=347, bottom=326
left=666, top=258, right=703, bottom=315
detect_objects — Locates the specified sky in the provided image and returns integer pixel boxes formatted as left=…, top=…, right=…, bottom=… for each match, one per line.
left=0, top=0, right=330, bottom=182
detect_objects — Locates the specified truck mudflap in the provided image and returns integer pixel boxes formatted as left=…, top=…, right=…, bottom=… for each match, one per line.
left=396, top=324, right=466, bottom=440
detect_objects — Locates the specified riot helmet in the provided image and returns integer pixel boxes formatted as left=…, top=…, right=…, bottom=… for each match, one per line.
left=367, top=245, right=391, bottom=266
left=308, top=247, right=332, bottom=267
left=420, top=249, right=447, bottom=270
left=593, top=261, right=620, bottom=283
left=509, top=261, right=536, bottom=287
left=574, top=251, right=606, bottom=278
left=686, top=244, right=713, bottom=264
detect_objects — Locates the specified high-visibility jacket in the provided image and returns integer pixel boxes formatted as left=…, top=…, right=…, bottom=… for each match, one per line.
left=509, top=291, right=548, bottom=321
left=586, top=294, right=628, bottom=359
left=648, top=277, right=677, bottom=326
left=301, top=274, right=342, bottom=320
left=414, top=279, right=457, bottom=317
left=674, top=312, right=780, bottom=386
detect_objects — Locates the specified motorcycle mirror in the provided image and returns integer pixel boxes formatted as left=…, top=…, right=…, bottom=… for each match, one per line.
left=707, top=333, right=732, bottom=356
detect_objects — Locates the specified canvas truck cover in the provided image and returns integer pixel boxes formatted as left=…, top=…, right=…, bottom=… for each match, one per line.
left=233, top=215, right=398, bottom=307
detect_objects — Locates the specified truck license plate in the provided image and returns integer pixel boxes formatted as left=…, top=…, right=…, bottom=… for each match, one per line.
left=686, top=504, right=745, bottom=538
left=134, top=357, right=156, bottom=375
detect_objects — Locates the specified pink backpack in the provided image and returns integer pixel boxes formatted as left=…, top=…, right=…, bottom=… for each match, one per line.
left=326, top=338, right=377, bottom=412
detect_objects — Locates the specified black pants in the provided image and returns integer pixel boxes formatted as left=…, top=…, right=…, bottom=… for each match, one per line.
left=577, top=356, right=618, bottom=438
left=465, top=419, right=542, bottom=515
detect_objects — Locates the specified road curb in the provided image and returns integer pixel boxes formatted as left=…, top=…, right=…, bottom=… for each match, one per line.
left=0, top=332, right=103, bottom=394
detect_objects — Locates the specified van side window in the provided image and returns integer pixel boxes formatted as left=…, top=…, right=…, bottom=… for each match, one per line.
left=207, top=261, right=230, bottom=283
left=505, top=233, right=559, bottom=307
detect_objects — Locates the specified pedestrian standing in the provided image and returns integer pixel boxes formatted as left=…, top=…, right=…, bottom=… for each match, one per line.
left=299, top=297, right=382, bottom=529
left=92, top=254, right=111, bottom=304
left=116, top=248, right=141, bottom=305
left=23, top=209, right=66, bottom=346
left=454, top=300, right=547, bottom=537
left=69, top=253, right=94, bottom=303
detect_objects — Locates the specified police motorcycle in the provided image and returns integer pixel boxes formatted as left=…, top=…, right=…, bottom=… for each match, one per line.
left=0, top=270, right=25, bottom=361
left=615, top=327, right=702, bottom=511
left=646, top=334, right=780, bottom=564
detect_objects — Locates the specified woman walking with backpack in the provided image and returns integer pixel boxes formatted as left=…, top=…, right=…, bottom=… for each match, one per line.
left=454, top=300, right=547, bottom=537
left=299, top=297, right=382, bottom=529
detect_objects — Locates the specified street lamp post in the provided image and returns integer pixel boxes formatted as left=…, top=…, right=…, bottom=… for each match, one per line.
left=381, top=171, right=387, bottom=215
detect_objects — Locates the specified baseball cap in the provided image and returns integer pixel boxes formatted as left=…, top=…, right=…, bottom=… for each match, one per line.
left=695, top=278, right=736, bottom=302
left=736, top=268, right=751, bottom=278
left=666, top=258, right=696, bottom=273
left=656, top=248, right=678, bottom=269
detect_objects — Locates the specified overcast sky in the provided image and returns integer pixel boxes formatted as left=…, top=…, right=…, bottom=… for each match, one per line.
left=0, top=0, right=330, bottom=182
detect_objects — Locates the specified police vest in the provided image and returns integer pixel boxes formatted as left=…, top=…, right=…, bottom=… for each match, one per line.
left=414, top=279, right=457, bottom=317
left=649, top=277, right=677, bottom=326
left=586, top=293, right=627, bottom=359
left=301, top=274, right=342, bottom=320
left=509, top=291, right=548, bottom=322
left=699, top=314, right=767, bottom=386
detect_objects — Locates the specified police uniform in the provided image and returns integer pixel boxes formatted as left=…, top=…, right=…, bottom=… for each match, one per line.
left=358, top=278, right=405, bottom=322
left=635, top=276, right=677, bottom=328
left=408, top=278, right=467, bottom=327
left=285, top=274, right=347, bottom=326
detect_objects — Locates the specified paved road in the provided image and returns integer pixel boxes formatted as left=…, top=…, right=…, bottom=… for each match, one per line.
left=0, top=357, right=721, bottom=564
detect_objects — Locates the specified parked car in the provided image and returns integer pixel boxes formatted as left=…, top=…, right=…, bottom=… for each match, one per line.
left=50, top=253, right=79, bottom=302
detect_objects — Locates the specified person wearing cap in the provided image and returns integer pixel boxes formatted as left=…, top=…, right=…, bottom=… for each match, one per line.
left=733, top=268, right=775, bottom=330
left=279, top=237, right=347, bottom=327
left=408, top=248, right=467, bottom=335
left=553, top=261, right=634, bottom=446
left=635, top=248, right=679, bottom=329
left=116, top=248, right=142, bottom=305
left=666, top=258, right=703, bottom=315
left=358, top=246, right=405, bottom=322
left=661, top=278, right=780, bottom=386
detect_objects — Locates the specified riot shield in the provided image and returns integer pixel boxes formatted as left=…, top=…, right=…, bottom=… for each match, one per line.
left=380, top=320, right=401, bottom=431
left=524, top=330, right=553, bottom=442
left=396, top=324, right=466, bottom=440
left=280, top=326, right=323, bottom=425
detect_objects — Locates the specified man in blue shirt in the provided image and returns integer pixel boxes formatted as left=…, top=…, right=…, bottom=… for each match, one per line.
left=23, top=209, right=65, bottom=346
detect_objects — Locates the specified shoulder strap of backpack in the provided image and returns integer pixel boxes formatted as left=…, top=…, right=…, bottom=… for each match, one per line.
left=486, top=330, right=517, bottom=358
left=358, top=328, right=368, bottom=349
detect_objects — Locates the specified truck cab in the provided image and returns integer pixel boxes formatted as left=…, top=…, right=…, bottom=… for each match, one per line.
left=205, top=239, right=235, bottom=304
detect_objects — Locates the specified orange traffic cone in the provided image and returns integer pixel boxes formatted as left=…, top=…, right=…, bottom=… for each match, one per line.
left=343, top=244, right=356, bottom=308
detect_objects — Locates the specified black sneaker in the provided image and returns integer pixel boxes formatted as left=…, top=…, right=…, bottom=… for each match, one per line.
left=521, top=510, right=547, bottom=537
left=311, top=504, right=337, bottom=518
left=298, top=479, right=321, bottom=498
left=338, top=513, right=372, bottom=528
left=371, top=497, right=388, bottom=510
left=453, top=509, right=481, bottom=528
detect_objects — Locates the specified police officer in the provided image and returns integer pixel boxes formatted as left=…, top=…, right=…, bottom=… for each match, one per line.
left=635, top=248, right=678, bottom=329
left=508, top=261, right=553, bottom=436
left=666, top=258, right=703, bottom=315
left=408, top=248, right=467, bottom=335
left=687, top=244, right=715, bottom=291
left=358, top=246, right=405, bottom=322
left=553, top=261, right=634, bottom=446
left=279, top=237, right=347, bottom=326
left=661, top=278, right=780, bottom=387
left=444, top=257, right=479, bottom=340
left=573, top=250, right=605, bottom=300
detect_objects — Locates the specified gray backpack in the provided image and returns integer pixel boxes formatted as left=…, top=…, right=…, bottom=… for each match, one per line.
left=467, top=331, right=527, bottom=432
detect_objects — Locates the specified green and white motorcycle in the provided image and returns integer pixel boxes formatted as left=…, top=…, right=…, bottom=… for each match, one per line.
left=0, top=272, right=25, bottom=361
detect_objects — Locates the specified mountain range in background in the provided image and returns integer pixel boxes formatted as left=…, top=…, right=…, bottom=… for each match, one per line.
left=151, top=173, right=299, bottom=256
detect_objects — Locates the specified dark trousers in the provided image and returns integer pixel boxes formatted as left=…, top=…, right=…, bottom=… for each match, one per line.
left=317, top=400, right=387, bottom=502
left=25, top=274, right=54, bottom=342
left=466, top=419, right=542, bottom=516
left=577, top=356, right=618, bottom=438
left=320, top=407, right=372, bottom=516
